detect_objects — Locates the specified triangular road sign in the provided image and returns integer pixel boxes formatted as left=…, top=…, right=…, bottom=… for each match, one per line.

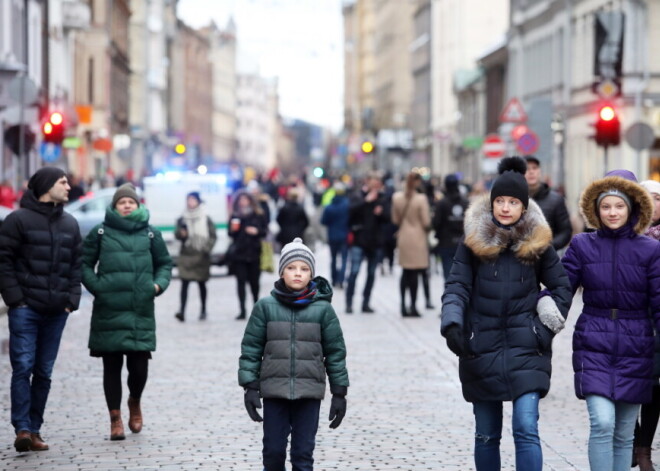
left=500, top=97, right=528, bottom=123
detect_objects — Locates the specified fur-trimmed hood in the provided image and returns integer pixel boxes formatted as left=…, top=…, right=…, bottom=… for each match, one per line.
left=579, top=175, right=653, bottom=234
left=464, top=194, right=552, bottom=263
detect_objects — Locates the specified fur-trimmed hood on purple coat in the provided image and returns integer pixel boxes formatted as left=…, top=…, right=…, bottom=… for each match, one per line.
left=562, top=170, right=660, bottom=403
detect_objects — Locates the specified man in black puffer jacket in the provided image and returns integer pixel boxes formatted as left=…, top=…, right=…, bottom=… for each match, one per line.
left=525, top=156, right=572, bottom=250
left=0, top=167, right=82, bottom=453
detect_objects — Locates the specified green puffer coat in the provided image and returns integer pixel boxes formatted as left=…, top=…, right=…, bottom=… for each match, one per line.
left=82, top=206, right=173, bottom=353
left=238, top=276, right=349, bottom=400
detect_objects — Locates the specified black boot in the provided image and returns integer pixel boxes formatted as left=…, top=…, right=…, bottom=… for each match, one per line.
left=235, top=312, right=246, bottom=320
left=174, top=312, right=184, bottom=322
left=199, top=311, right=207, bottom=321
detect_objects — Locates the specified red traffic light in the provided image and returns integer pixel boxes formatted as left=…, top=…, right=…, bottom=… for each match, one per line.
left=42, top=111, right=65, bottom=144
left=599, top=106, right=616, bottom=121
left=594, top=105, right=620, bottom=147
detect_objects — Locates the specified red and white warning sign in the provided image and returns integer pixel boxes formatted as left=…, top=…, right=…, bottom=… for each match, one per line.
left=499, top=97, right=528, bottom=123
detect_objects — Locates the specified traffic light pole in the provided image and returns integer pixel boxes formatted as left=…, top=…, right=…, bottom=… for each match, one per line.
left=17, top=0, right=29, bottom=184
left=604, top=145, right=609, bottom=172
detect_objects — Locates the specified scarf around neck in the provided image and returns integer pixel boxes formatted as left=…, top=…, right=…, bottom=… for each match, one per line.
left=183, top=204, right=210, bottom=251
left=273, top=279, right=318, bottom=307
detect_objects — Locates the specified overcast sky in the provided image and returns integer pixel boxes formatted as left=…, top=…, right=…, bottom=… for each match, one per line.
left=177, top=0, right=345, bottom=131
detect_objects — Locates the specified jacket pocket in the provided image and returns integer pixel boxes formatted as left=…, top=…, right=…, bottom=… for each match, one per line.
left=531, top=316, right=554, bottom=352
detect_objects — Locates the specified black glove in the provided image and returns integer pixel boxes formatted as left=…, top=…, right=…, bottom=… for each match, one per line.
left=244, top=388, right=263, bottom=422
left=328, top=394, right=346, bottom=429
left=445, top=325, right=465, bottom=357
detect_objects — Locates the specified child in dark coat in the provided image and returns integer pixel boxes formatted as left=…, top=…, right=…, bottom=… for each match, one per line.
left=238, top=237, right=349, bottom=471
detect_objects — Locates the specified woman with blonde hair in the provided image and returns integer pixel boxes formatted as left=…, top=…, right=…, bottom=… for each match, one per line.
left=391, top=171, right=431, bottom=317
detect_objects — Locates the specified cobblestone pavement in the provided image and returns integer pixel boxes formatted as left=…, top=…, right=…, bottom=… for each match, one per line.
left=0, top=244, right=654, bottom=470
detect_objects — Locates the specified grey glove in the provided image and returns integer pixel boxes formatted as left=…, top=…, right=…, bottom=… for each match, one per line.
left=244, top=388, right=263, bottom=422
left=537, top=295, right=565, bottom=334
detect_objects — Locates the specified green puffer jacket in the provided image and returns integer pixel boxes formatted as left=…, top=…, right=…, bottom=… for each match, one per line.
left=238, top=276, right=349, bottom=400
left=82, top=206, right=173, bottom=353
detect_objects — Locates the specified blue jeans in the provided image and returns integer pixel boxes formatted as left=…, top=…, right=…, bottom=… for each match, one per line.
left=8, top=306, right=69, bottom=434
left=585, top=394, right=640, bottom=471
left=345, top=246, right=381, bottom=309
left=436, top=246, right=457, bottom=283
left=328, top=240, right=348, bottom=287
left=472, top=392, right=542, bottom=471
left=262, top=398, right=321, bottom=471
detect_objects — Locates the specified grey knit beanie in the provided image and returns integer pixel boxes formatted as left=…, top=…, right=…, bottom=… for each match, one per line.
left=597, top=188, right=632, bottom=212
left=279, top=237, right=315, bottom=277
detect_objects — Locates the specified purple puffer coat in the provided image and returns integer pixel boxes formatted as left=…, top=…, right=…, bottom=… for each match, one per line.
left=562, top=170, right=660, bottom=404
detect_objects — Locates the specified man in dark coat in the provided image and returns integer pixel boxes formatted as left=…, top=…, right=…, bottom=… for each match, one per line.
left=524, top=156, right=572, bottom=250
left=0, top=167, right=82, bottom=452
left=433, top=174, right=469, bottom=282
left=345, top=171, right=390, bottom=313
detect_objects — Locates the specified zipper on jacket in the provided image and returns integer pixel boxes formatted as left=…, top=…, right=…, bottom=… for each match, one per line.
left=611, top=239, right=617, bottom=397
left=290, top=310, right=296, bottom=400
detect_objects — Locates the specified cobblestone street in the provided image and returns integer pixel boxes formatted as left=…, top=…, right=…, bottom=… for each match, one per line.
left=0, top=243, right=640, bottom=470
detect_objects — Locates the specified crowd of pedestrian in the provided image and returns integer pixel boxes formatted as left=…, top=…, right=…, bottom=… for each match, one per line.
left=1, top=160, right=660, bottom=471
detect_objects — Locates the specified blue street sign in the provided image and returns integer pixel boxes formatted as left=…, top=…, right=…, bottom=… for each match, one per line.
left=40, top=142, right=62, bottom=162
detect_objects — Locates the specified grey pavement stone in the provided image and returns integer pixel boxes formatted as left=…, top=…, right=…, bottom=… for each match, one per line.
left=0, top=244, right=655, bottom=469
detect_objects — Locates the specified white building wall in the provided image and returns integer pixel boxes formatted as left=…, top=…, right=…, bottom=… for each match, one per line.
left=430, top=0, right=509, bottom=177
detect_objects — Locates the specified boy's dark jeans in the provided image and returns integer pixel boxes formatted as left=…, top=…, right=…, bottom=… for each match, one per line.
left=262, top=398, right=321, bottom=471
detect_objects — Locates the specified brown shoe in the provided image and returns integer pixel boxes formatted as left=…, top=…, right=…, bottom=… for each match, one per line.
left=127, top=397, right=143, bottom=433
left=109, top=410, right=125, bottom=441
left=29, top=433, right=49, bottom=451
left=14, top=430, right=32, bottom=452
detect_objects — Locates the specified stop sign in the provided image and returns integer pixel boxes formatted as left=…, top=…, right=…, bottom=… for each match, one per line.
left=482, top=134, right=506, bottom=158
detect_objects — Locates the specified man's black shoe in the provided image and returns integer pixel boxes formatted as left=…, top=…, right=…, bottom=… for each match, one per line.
left=362, top=306, right=375, bottom=314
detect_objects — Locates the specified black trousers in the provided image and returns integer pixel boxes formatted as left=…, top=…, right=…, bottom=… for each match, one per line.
left=101, top=352, right=150, bottom=410
left=262, top=398, right=321, bottom=471
left=179, top=279, right=208, bottom=315
left=233, top=260, right=261, bottom=315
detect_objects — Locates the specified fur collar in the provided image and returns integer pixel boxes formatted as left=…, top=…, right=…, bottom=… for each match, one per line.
left=579, top=176, right=652, bottom=234
left=464, top=194, right=552, bottom=263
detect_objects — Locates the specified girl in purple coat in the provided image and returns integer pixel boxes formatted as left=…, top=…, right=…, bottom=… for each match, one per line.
left=561, top=169, right=660, bottom=471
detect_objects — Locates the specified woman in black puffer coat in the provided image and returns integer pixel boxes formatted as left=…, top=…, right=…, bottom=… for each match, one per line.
left=441, top=157, right=572, bottom=471
left=228, top=191, right=268, bottom=320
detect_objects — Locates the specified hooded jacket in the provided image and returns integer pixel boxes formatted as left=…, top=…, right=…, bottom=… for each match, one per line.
left=0, top=190, right=82, bottom=314
left=441, top=194, right=572, bottom=402
left=82, top=206, right=172, bottom=353
left=562, top=170, right=660, bottom=404
left=238, top=276, right=349, bottom=400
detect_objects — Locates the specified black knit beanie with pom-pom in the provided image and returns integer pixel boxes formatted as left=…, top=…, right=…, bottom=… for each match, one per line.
left=490, top=156, right=529, bottom=209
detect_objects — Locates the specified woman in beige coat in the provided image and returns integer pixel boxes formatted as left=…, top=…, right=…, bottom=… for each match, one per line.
left=391, top=172, right=431, bottom=317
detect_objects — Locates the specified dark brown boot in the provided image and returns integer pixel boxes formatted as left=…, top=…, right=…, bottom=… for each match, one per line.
left=13, top=430, right=32, bottom=452
left=636, top=446, right=656, bottom=471
left=127, top=397, right=143, bottom=433
left=109, top=410, right=125, bottom=441
left=29, top=433, right=49, bottom=451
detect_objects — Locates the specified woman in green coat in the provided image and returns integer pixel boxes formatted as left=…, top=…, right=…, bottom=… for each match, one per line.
left=82, top=183, right=172, bottom=441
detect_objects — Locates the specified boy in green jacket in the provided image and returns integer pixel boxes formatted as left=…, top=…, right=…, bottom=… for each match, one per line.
left=238, top=237, right=349, bottom=471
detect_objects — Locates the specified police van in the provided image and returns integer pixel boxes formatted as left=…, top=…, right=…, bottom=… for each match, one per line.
left=143, top=172, right=230, bottom=266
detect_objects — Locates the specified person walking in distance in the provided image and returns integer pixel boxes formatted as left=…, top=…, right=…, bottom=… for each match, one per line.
left=433, top=174, right=469, bottom=283
left=561, top=170, right=660, bottom=471
left=239, top=237, right=349, bottom=471
left=81, top=183, right=172, bottom=440
left=629, top=179, right=660, bottom=471
left=391, top=171, right=431, bottom=317
left=0, top=167, right=83, bottom=452
left=441, top=157, right=573, bottom=471
left=345, top=171, right=389, bottom=314
left=174, top=191, right=217, bottom=322
left=321, top=182, right=350, bottom=288
left=524, top=156, right=572, bottom=251
left=229, top=191, right=268, bottom=320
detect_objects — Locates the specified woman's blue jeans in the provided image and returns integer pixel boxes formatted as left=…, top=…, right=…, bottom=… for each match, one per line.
left=585, top=394, right=640, bottom=471
left=8, top=306, right=69, bottom=434
left=472, top=392, right=542, bottom=471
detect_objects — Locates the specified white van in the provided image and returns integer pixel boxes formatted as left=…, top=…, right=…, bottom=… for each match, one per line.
left=143, top=173, right=230, bottom=265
